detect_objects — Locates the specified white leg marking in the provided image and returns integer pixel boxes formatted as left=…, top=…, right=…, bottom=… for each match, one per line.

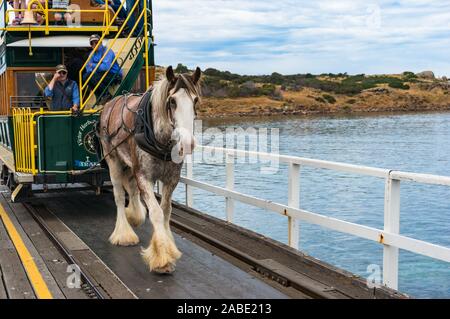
left=108, top=160, right=139, bottom=246
left=137, top=174, right=181, bottom=273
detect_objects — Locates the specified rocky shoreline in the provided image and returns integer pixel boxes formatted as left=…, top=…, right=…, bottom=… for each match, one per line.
left=198, top=105, right=450, bottom=119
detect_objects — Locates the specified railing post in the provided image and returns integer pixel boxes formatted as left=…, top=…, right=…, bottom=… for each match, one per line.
left=225, top=153, right=235, bottom=223
left=157, top=181, right=163, bottom=196
left=383, top=175, right=401, bottom=290
left=186, top=155, right=193, bottom=207
left=288, top=163, right=300, bottom=249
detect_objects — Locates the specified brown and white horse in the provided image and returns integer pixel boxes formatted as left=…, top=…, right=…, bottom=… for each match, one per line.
left=99, top=66, right=201, bottom=273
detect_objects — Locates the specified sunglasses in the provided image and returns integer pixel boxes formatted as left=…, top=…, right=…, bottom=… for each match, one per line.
left=58, top=71, right=67, bottom=75
left=90, top=41, right=99, bottom=46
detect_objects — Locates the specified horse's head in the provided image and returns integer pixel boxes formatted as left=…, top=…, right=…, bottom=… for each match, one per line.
left=165, top=66, right=202, bottom=160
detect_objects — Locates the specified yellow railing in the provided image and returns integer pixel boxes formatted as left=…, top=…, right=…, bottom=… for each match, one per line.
left=79, top=0, right=150, bottom=110
left=3, top=0, right=113, bottom=34
left=12, top=107, right=99, bottom=175
left=12, top=108, right=36, bottom=175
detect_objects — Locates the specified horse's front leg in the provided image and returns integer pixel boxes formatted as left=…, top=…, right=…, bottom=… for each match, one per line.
left=136, top=173, right=181, bottom=273
left=160, top=180, right=178, bottom=245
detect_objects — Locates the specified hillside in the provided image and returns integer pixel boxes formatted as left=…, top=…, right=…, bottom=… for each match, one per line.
left=157, top=65, right=450, bottom=118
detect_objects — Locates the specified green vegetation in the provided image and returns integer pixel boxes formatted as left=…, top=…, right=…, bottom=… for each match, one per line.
left=175, top=64, right=418, bottom=98
left=323, top=94, right=336, bottom=104
left=342, top=105, right=352, bottom=112
left=315, top=97, right=326, bottom=103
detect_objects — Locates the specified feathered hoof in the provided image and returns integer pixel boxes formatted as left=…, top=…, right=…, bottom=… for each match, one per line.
left=109, top=228, right=139, bottom=246
left=141, top=238, right=182, bottom=273
left=154, top=262, right=176, bottom=274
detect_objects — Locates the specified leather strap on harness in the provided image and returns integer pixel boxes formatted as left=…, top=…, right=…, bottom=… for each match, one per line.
left=134, top=90, right=175, bottom=161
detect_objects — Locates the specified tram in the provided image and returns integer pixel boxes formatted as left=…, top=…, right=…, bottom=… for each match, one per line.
left=0, top=0, right=155, bottom=201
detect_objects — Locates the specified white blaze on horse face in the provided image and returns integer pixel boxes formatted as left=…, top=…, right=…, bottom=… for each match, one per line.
left=171, top=88, right=196, bottom=160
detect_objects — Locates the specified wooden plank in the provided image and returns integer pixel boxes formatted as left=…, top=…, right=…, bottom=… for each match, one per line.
left=0, top=144, right=15, bottom=172
left=0, top=263, right=8, bottom=299
left=170, top=203, right=406, bottom=299
left=5, top=197, right=87, bottom=299
left=30, top=204, right=136, bottom=299
left=71, top=250, right=136, bottom=299
left=0, top=216, right=35, bottom=299
left=0, top=195, right=64, bottom=299
left=37, top=193, right=289, bottom=299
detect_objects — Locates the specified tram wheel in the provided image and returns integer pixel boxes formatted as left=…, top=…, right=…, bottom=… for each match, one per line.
left=6, top=172, right=16, bottom=191
left=1, top=164, right=8, bottom=185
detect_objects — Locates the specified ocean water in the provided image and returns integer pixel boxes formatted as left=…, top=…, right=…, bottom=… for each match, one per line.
left=173, top=111, right=450, bottom=298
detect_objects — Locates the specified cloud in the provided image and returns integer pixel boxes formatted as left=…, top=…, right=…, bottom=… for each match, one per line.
left=152, top=0, right=450, bottom=76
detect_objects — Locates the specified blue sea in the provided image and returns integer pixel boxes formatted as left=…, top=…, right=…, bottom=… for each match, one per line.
left=173, top=111, right=450, bottom=298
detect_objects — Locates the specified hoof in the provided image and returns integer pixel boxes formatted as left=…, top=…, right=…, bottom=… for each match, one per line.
left=141, top=240, right=181, bottom=273
left=109, top=229, right=139, bottom=246
left=154, top=262, right=176, bottom=274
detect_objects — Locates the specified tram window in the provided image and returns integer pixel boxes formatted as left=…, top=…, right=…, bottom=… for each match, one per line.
left=15, top=72, right=53, bottom=107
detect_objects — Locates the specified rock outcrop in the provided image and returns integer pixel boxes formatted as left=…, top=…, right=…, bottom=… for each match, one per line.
left=416, top=71, right=435, bottom=80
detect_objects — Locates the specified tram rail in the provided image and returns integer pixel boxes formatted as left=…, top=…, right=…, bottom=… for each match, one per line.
left=0, top=187, right=408, bottom=299
left=23, top=203, right=107, bottom=299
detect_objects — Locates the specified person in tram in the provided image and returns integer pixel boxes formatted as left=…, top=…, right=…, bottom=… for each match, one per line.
left=52, top=0, right=73, bottom=25
left=29, top=0, right=73, bottom=25
left=8, top=0, right=27, bottom=25
left=84, top=34, right=123, bottom=104
left=126, top=0, right=144, bottom=36
left=92, top=0, right=127, bottom=20
left=44, top=64, right=80, bottom=112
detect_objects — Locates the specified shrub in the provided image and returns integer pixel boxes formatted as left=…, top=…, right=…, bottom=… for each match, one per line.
left=315, top=97, right=326, bottom=103
left=342, top=105, right=352, bottom=112
left=323, top=94, right=336, bottom=104
left=175, top=63, right=189, bottom=74
left=388, top=82, right=410, bottom=90
left=403, top=71, right=417, bottom=80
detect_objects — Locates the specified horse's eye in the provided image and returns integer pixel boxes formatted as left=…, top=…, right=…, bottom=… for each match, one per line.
left=169, top=97, right=177, bottom=108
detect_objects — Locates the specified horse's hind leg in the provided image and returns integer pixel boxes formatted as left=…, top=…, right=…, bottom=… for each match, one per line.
left=136, top=173, right=181, bottom=273
left=108, top=158, right=139, bottom=246
left=123, top=170, right=146, bottom=228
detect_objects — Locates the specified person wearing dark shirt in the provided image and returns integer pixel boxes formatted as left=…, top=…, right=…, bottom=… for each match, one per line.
left=44, top=64, right=80, bottom=111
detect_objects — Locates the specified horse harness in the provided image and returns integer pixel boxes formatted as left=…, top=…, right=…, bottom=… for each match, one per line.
left=97, top=74, right=199, bottom=163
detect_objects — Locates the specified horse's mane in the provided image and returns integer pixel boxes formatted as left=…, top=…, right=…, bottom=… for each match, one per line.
left=150, top=72, right=202, bottom=141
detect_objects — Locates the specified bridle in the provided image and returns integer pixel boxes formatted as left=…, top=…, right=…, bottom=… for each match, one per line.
left=165, top=74, right=200, bottom=127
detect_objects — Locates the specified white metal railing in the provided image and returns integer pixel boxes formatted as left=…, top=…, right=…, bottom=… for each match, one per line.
left=176, top=145, right=450, bottom=291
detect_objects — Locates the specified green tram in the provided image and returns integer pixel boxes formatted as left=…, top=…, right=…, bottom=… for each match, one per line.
left=0, top=0, right=155, bottom=201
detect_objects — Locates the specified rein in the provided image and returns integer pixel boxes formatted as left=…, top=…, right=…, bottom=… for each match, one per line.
left=78, top=74, right=200, bottom=173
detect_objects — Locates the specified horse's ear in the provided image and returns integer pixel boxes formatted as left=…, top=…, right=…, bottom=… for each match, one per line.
left=166, top=66, right=176, bottom=83
left=192, top=67, right=201, bottom=84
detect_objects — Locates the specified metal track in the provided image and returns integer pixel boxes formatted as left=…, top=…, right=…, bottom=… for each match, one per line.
left=170, top=217, right=348, bottom=299
left=23, top=203, right=107, bottom=299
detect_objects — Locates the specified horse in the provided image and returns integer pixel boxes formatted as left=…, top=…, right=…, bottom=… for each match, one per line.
left=98, top=66, right=202, bottom=273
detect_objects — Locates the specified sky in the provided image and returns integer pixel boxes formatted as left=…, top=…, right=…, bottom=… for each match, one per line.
left=152, top=0, right=450, bottom=76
